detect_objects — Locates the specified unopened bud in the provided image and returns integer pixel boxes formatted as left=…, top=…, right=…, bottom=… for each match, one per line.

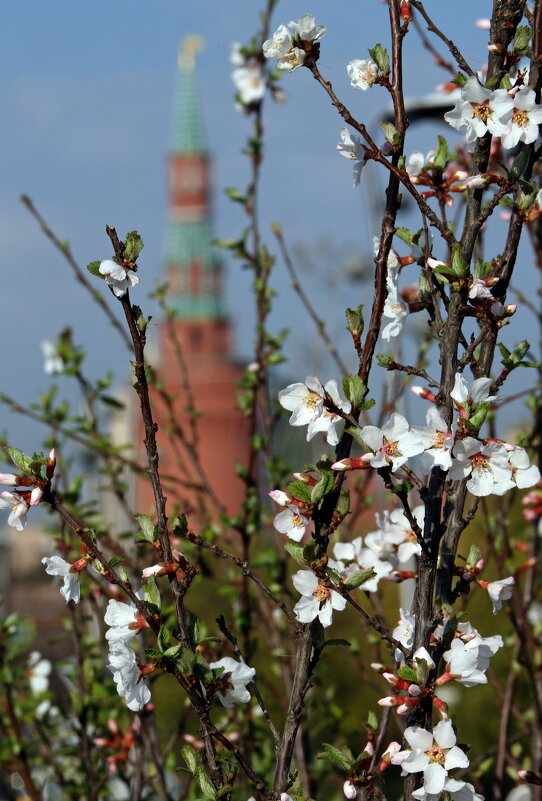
left=400, top=0, right=411, bottom=21
left=411, top=385, right=436, bottom=403
left=269, top=489, right=291, bottom=506
left=343, top=781, right=357, bottom=800
left=30, top=486, right=44, bottom=507
left=46, top=449, right=57, bottom=479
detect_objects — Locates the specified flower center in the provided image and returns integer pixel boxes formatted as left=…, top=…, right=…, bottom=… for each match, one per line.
left=291, top=513, right=304, bottom=528
left=470, top=453, right=489, bottom=471
left=512, top=108, right=529, bottom=127
left=389, top=302, right=407, bottom=317
left=382, top=439, right=400, bottom=458
left=216, top=673, right=235, bottom=693
left=424, top=745, right=446, bottom=765
left=430, top=431, right=448, bottom=449
left=302, top=391, right=321, bottom=411
left=313, top=584, right=332, bottom=603
left=472, top=102, right=492, bottom=122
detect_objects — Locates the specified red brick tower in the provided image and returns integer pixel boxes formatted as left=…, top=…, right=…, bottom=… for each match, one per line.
left=137, top=37, right=250, bottom=520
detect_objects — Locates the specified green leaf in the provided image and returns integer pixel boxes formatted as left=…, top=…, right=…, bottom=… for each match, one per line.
left=345, top=305, right=364, bottom=337
left=397, top=667, right=418, bottom=682
left=162, top=644, right=183, bottom=659
left=451, top=72, right=467, bottom=88
left=395, top=226, right=415, bottom=246
left=86, top=260, right=103, bottom=277
left=284, top=541, right=306, bottom=565
left=342, top=375, right=368, bottom=409
left=366, top=710, right=378, bottom=731
left=433, top=135, right=452, bottom=170
left=441, top=615, right=458, bottom=648
left=311, top=472, right=334, bottom=503
left=135, top=513, right=158, bottom=543
left=450, top=244, right=468, bottom=276
left=142, top=576, right=161, bottom=610
left=368, top=43, right=389, bottom=74
left=196, top=767, right=217, bottom=801
left=181, top=745, right=198, bottom=774
left=144, top=648, right=163, bottom=660
left=510, top=147, right=530, bottom=180
left=124, top=230, right=144, bottom=261
left=216, top=786, right=233, bottom=800
left=343, top=568, right=376, bottom=590
left=322, top=638, right=351, bottom=650
left=513, top=25, right=531, bottom=55
left=302, top=541, right=317, bottom=563
left=224, top=187, right=247, bottom=204
left=317, top=743, right=354, bottom=771
left=467, top=402, right=491, bottom=429
left=5, top=447, right=34, bottom=474
left=380, top=121, right=403, bottom=146
left=466, top=543, right=482, bottom=569
left=157, top=626, right=172, bottom=652
left=286, top=480, right=313, bottom=503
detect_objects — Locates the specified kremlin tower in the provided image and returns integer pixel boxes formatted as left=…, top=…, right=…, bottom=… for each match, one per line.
left=136, top=37, right=251, bottom=521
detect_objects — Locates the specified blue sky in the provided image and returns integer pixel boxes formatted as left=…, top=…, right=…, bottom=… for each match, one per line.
left=1, top=1, right=534, bottom=453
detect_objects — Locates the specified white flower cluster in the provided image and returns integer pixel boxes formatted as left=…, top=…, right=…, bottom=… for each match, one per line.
left=329, top=506, right=423, bottom=592
left=263, top=15, right=326, bottom=71
left=278, top=376, right=351, bottom=446
left=445, top=76, right=542, bottom=151
left=104, top=594, right=152, bottom=712
left=230, top=43, right=265, bottom=107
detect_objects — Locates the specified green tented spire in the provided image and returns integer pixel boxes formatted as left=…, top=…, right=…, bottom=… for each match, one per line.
left=172, top=35, right=208, bottom=154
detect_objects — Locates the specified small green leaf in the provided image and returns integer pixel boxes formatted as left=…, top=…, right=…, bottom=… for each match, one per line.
left=124, top=230, right=144, bottom=261
left=342, top=375, right=368, bottom=409
left=181, top=745, right=198, bottom=775
left=433, top=135, right=452, bottom=170
left=510, top=147, right=530, bottom=180
left=451, top=72, right=467, bottom=88
left=450, top=244, right=468, bottom=276
left=311, top=472, right=334, bottom=503
left=380, top=121, right=403, bottom=146
left=366, top=710, right=378, bottom=731
left=345, top=305, right=364, bottom=337
left=322, top=638, right=351, bottom=650
left=87, top=260, right=103, bottom=277
left=224, top=187, right=247, bottom=204
left=513, top=25, right=531, bottom=55
left=142, top=576, right=161, bottom=610
left=317, top=743, right=355, bottom=771
left=286, top=480, right=313, bottom=503
left=466, top=544, right=483, bottom=569
left=284, top=541, right=306, bottom=565
left=5, top=447, right=34, bottom=474
left=343, top=568, right=376, bottom=590
left=395, top=227, right=415, bottom=246
left=135, top=513, right=158, bottom=543
left=397, top=667, right=418, bottom=682
left=368, top=43, right=389, bottom=74
left=196, top=767, right=217, bottom=801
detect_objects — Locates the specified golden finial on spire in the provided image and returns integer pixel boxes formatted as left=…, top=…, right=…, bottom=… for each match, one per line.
left=179, top=35, right=205, bottom=74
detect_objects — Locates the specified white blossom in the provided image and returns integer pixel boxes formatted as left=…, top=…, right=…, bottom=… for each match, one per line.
left=391, top=719, right=469, bottom=795
left=347, top=59, right=378, bottom=91
left=382, top=268, right=409, bottom=342
left=413, top=406, right=454, bottom=474
left=444, top=77, right=513, bottom=151
left=27, top=651, right=52, bottom=694
left=361, top=413, right=424, bottom=473
left=209, top=656, right=255, bottom=708
left=99, top=260, right=139, bottom=298
left=332, top=538, right=394, bottom=592
left=287, top=15, right=327, bottom=42
left=41, top=340, right=64, bottom=375
left=273, top=505, right=309, bottom=541
left=232, top=64, right=266, bottom=105
left=486, top=576, right=515, bottom=614
left=392, top=608, right=415, bottom=662
left=278, top=376, right=324, bottom=426
left=492, top=446, right=541, bottom=495
left=292, top=570, right=346, bottom=627
left=107, top=642, right=151, bottom=712
left=0, top=490, right=29, bottom=530
left=365, top=506, right=423, bottom=564
left=41, top=555, right=81, bottom=604
left=493, top=87, right=542, bottom=148
left=450, top=437, right=512, bottom=496
left=306, top=379, right=351, bottom=446
left=104, top=594, right=146, bottom=643
left=337, top=128, right=366, bottom=187
left=450, top=373, right=497, bottom=409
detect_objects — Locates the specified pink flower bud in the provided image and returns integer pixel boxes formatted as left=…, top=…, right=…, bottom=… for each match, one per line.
left=269, top=490, right=291, bottom=506
left=0, top=473, right=19, bottom=485
left=343, top=780, right=357, bottom=800
left=30, top=486, right=44, bottom=506
left=476, top=18, right=491, bottom=29
left=46, top=449, right=57, bottom=479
